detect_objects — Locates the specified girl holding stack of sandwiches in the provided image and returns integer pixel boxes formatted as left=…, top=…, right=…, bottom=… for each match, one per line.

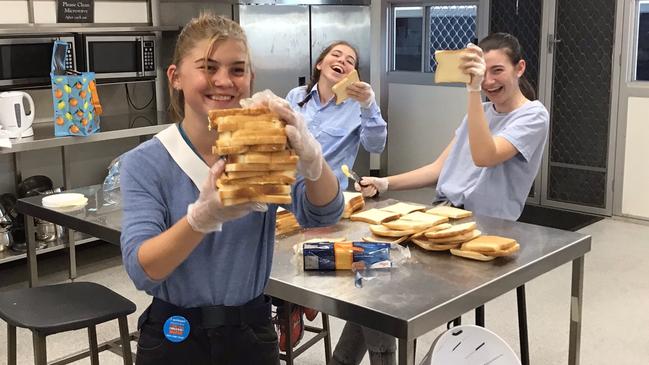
left=274, top=41, right=389, bottom=353
left=343, top=33, right=550, bottom=364
left=119, top=13, right=343, bottom=364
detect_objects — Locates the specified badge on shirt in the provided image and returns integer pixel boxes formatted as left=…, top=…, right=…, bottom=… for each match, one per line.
left=163, top=315, right=190, bottom=343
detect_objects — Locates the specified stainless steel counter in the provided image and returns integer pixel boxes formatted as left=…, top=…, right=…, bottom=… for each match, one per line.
left=16, top=187, right=591, bottom=365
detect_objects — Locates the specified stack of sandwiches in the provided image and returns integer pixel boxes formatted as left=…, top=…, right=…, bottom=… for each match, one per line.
left=409, top=206, right=480, bottom=250
left=342, top=192, right=365, bottom=218
left=275, top=207, right=301, bottom=236
left=450, top=236, right=520, bottom=261
left=411, top=221, right=481, bottom=251
left=208, top=107, right=298, bottom=206
left=350, top=202, right=449, bottom=244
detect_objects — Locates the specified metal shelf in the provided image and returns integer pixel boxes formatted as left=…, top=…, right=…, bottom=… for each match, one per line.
left=0, top=232, right=97, bottom=264
left=0, top=111, right=173, bottom=154
left=0, top=25, right=180, bottom=36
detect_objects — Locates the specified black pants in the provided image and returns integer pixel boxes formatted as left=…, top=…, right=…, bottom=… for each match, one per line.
left=135, top=296, right=280, bottom=365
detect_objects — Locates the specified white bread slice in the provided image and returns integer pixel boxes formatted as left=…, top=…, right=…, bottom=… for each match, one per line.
left=362, top=235, right=409, bottom=244
left=222, top=194, right=291, bottom=206
left=382, top=218, right=435, bottom=231
left=380, top=202, right=426, bottom=216
left=218, top=170, right=296, bottom=185
left=225, top=162, right=297, bottom=172
left=450, top=248, right=496, bottom=261
left=214, top=117, right=283, bottom=132
left=400, top=211, right=449, bottom=225
left=411, top=237, right=461, bottom=251
left=208, top=107, right=279, bottom=129
left=425, top=222, right=477, bottom=239
left=369, top=224, right=417, bottom=237
left=228, top=151, right=298, bottom=164
left=483, top=243, right=520, bottom=257
left=218, top=184, right=291, bottom=199
left=411, top=223, right=453, bottom=239
left=434, top=49, right=471, bottom=84
left=425, top=206, right=473, bottom=219
left=332, top=69, right=360, bottom=105
left=342, top=192, right=365, bottom=219
left=216, top=135, right=287, bottom=147
left=350, top=208, right=400, bottom=225
left=460, top=235, right=517, bottom=253
left=213, top=143, right=288, bottom=156
left=425, top=229, right=481, bottom=244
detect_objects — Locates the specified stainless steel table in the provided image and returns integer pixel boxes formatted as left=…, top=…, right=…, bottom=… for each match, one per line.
left=16, top=186, right=591, bottom=365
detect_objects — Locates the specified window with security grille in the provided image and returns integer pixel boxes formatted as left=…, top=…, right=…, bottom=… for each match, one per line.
left=394, top=7, right=424, bottom=71
left=430, top=5, right=477, bottom=71
left=635, top=1, right=649, bottom=81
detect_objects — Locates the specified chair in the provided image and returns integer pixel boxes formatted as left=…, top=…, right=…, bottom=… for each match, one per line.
left=279, top=302, right=332, bottom=365
left=0, top=281, right=136, bottom=365
left=419, top=324, right=520, bottom=365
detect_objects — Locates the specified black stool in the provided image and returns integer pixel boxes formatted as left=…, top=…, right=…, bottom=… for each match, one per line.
left=0, top=282, right=136, bottom=365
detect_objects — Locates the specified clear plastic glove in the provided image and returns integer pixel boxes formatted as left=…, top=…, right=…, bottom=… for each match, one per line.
left=270, top=100, right=323, bottom=180
left=186, top=159, right=267, bottom=233
left=354, top=176, right=389, bottom=198
left=239, top=89, right=290, bottom=109
left=346, top=81, right=375, bottom=108
left=240, top=89, right=323, bottom=181
left=462, top=43, right=486, bottom=92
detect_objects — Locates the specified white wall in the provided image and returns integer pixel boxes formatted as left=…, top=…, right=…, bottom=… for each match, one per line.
left=621, top=96, right=649, bottom=218
left=387, top=83, right=467, bottom=175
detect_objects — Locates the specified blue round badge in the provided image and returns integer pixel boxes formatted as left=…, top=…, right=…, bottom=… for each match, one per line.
left=163, top=316, right=190, bottom=343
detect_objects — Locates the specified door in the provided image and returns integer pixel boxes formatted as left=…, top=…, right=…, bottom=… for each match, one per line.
left=540, top=0, right=617, bottom=215
left=489, top=0, right=544, bottom=204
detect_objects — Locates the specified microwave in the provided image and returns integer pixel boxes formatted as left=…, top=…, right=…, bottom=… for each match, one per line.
left=0, top=36, right=76, bottom=88
left=83, top=34, right=156, bottom=80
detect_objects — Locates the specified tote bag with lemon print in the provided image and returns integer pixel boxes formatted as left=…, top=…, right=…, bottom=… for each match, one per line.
left=50, top=41, right=102, bottom=136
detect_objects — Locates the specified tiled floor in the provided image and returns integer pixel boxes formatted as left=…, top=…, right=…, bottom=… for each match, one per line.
left=0, top=217, right=648, bottom=364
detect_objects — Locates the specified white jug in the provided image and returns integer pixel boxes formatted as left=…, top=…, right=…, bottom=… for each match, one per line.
left=0, top=91, right=35, bottom=138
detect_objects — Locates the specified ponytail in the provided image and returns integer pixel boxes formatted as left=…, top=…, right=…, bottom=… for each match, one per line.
left=519, top=77, right=536, bottom=100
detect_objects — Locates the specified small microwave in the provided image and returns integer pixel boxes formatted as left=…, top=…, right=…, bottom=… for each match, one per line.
left=0, top=36, right=76, bottom=88
left=83, top=34, right=156, bottom=80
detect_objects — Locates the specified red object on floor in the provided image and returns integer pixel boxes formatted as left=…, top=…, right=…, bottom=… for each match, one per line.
left=277, top=306, right=304, bottom=352
left=303, top=307, right=319, bottom=321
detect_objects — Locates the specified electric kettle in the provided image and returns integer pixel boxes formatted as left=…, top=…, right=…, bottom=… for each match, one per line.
left=0, top=91, right=34, bottom=138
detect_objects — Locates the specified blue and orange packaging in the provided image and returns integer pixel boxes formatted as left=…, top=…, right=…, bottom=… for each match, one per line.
left=303, top=242, right=336, bottom=270
left=352, top=242, right=391, bottom=269
left=303, top=241, right=391, bottom=271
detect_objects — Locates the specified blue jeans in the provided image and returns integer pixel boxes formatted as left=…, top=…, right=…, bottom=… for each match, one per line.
left=330, top=322, right=396, bottom=365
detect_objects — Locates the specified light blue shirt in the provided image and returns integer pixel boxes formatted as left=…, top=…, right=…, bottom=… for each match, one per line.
left=120, top=136, right=344, bottom=308
left=286, top=85, right=387, bottom=190
left=436, top=100, right=549, bottom=221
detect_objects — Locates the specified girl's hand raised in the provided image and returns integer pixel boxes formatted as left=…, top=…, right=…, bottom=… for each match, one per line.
left=347, top=81, right=376, bottom=108
left=461, top=43, right=486, bottom=92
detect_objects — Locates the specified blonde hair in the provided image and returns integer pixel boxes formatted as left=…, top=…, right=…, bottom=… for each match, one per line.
left=168, top=12, right=250, bottom=121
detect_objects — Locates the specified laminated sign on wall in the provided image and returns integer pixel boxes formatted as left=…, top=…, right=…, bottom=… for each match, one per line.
left=57, top=0, right=94, bottom=23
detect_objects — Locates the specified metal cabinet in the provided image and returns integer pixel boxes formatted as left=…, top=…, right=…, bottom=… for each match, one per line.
left=237, top=3, right=373, bottom=177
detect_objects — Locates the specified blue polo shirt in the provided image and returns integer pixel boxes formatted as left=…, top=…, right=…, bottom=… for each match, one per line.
left=436, top=100, right=549, bottom=221
left=286, top=85, right=387, bottom=190
left=120, top=134, right=344, bottom=308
